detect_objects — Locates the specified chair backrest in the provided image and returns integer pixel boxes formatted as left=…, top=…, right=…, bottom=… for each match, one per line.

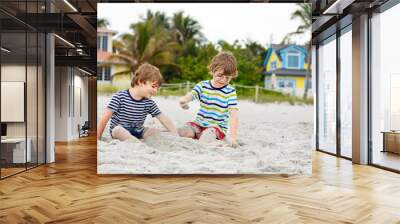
left=82, top=121, right=90, bottom=129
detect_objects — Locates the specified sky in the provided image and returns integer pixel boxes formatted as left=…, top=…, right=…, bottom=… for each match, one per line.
left=98, top=3, right=311, bottom=46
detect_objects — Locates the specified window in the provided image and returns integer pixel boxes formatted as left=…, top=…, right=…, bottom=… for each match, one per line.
left=318, top=35, right=337, bottom=155
left=97, top=36, right=108, bottom=51
left=287, top=53, right=300, bottom=68
left=306, top=79, right=312, bottom=89
left=271, top=61, right=277, bottom=70
left=287, top=80, right=295, bottom=88
left=391, top=74, right=400, bottom=130
left=104, top=67, right=111, bottom=81
left=1, top=5, right=46, bottom=179
left=97, top=67, right=111, bottom=81
left=371, top=3, right=400, bottom=171
left=276, top=78, right=295, bottom=88
left=97, top=67, right=103, bottom=80
left=277, top=79, right=285, bottom=88
left=97, top=36, right=101, bottom=50
left=340, top=27, right=352, bottom=158
left=102, top=36, right=108, bottom=51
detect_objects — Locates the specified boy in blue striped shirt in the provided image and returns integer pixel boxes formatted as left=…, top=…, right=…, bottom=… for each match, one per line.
left=97, top=63, right=178, bottom=141
left=178, top=51, right=239, bottom=148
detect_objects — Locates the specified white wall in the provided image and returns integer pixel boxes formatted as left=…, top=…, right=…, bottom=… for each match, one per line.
left=54, top=67, right=89, bottom=141
left=71, top=71, right=89, bottom=138
left=1, top=64, right=46, bottom=164
left=55, top=67, right=69, bottom=141
left=1, top=65, right=29, bottom=138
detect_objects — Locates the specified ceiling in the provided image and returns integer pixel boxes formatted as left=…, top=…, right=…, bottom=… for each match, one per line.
left=8, top=0, right=391, bottom=73
left=1, top=0, right=315, bottom=74
left=0, top=0, right=97, bottom=75
left=311, top=0, right=390, bottom=43
left=98, top=0, right=308, bottom=2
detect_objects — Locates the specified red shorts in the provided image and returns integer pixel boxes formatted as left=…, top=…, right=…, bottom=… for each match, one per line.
left=187, top=122, right=225, bottom=140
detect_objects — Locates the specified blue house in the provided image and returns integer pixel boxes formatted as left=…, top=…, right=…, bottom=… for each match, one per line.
left=262, top=44, right=310, bottom=96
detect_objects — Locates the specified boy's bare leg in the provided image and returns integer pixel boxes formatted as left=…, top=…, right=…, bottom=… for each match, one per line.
left=177, top=125, right=196, bottom=138
left=143, top=128, right=160, bottom=140
left=198, top=128, right=220, bottom=144
left=111, top=125, right=140, bottom=142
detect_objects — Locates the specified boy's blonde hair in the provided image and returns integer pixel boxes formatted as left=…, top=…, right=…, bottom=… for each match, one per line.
left=208, top=51, right=238, bottom=78
left=131, top=63, right=163, bottom=87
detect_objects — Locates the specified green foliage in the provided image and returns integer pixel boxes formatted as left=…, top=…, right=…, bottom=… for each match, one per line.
left=175, top=43, right=217, bottom=83
left=98, top=18, right=109, bottom=28
left=106, top=9, right=313, bottom=105
left=98, top=82, right=313, bottom=105
left=110, top=11, right=178, bottom=82
left=284, top=3, right=312, bottom=99
left=217, top=40, right=265, bottom=86
left=97, top=83, right=120, bottom=94
left=111, top=10, right=268, bottom=85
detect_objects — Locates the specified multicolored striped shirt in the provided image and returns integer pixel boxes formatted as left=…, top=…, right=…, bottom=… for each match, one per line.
left=107, top=89, right=161, bottom=134
left=191, top=80, right=238, bottom=133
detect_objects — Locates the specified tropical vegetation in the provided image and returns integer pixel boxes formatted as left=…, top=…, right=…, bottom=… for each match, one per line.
left=98, top=4, right=312, bottom=104
left=282, top=3, right=312, bottom=99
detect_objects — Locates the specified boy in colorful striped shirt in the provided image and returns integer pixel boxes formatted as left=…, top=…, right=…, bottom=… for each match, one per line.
left=178, top=51, right=239, bottom=148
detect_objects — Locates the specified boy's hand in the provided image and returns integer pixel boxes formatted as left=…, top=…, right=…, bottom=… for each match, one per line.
left=230, top=139, right=239, bottom=148
left=179, top=97, right=189, bottom=110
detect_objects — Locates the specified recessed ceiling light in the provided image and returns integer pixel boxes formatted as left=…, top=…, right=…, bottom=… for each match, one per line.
left=78, top=67, right=92, bottom=76
left=63, top=0, right=78, bottom=12
left=54, top=34, right=75, bottom=48
left=322, top=0, right=354, bottom=15
left=1, top=47, right=11, bottom=53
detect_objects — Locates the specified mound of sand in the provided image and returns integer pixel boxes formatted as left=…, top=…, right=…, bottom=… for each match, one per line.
left=97, top=95, right=313, bottom=174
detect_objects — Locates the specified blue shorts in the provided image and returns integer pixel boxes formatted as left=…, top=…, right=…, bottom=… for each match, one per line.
left=124, top=126, right=145, bottom=139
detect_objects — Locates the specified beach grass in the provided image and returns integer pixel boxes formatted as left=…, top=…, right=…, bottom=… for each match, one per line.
left=97, top=83, right=313, bottom=105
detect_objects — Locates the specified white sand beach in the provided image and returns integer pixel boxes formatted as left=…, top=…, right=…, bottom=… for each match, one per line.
left=97, top=95, right=313, bottom=174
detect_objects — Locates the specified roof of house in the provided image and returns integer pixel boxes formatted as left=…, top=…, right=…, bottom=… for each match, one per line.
left=270, top=44, right=286, bottom=51
left=263, top=47, right=282, bottom=66
left=97, top=51, right=112, bottom=62
left=263, top=44, right=308, bottom=70
left=263, top=68, right=307, bottom=77
left=272, top=43, right=308, bottom=50
left=271, top=47, right=283, bottom=61
left=97, top=27, right=117, bottom=34
left=271, top=44, right=307, bottom=57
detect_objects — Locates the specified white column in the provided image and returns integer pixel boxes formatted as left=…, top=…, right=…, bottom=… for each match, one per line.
left=312, top=45, right=317, bottom=150
left=54, top=67, right=71, bottom=141
left=46, top=33, right=55, bottom=163
left=352, top=14, right=369, bottom=164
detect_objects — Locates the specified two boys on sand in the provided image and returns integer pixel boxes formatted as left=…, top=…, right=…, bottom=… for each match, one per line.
left=97, top=51, right=239, bottom=148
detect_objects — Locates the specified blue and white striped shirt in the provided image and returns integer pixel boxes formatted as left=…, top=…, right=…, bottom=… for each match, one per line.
left=107, top=89, right=161, bottom=134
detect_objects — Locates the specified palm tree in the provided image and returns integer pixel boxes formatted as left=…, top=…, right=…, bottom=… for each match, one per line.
left=172, top=11, right=203, bottom=44
left=282, top=3, right=312, bottom=99
left=142, top=10, right=170, bottom=30
left=97, top=18, right=110, bottom=28
left=245, top=40, right=266, bottom=61
left=171, top=11, right=204, bottom=56
left=110, top=15, right=179, bottom=81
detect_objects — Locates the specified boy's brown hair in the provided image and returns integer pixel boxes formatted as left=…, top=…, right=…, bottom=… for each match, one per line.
left=208, top=51, right=238, bottom=78
left=131, top=63, right=163, bottom=87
